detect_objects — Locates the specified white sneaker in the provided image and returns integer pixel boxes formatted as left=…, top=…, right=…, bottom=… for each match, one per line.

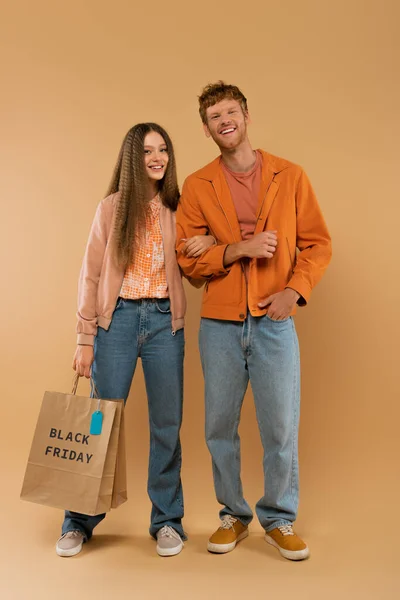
left=156, top=526, right=184, bottom=557
left=56, top=530, right=84, bottom=557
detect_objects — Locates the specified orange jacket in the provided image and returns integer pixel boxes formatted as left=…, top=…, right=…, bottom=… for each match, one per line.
left=176, top=150, right=332, bottom=322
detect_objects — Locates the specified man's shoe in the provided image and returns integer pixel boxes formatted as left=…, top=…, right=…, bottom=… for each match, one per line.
left=265, top=524, right=310, bottom=560
left=207, top=515, right=249, bottom=553
left=156, top=526, right=184, bottom=557
left=56, top=530, right=85, bottom=557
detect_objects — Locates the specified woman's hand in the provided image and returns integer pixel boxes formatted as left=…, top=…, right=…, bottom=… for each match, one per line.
left=181, top=235, right=216, bottom=258
left=72, top=345, right=94, bottom=378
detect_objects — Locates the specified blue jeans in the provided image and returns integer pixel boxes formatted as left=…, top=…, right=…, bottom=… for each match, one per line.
left=62, top=297, right=185, bottom=540
left=199, top=314, right=300, bottom=533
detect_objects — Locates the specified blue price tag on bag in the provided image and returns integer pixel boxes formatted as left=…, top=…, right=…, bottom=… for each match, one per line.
left=90, top=396, right=103, bottom=435
left=90, top=410, right=103, bottom=435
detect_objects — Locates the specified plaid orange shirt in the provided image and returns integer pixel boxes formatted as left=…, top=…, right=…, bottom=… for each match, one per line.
left=120, top=198, right=169, bottom=299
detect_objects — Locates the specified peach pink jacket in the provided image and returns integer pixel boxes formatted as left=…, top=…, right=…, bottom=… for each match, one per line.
left=76, top=192, right=186, bottom=346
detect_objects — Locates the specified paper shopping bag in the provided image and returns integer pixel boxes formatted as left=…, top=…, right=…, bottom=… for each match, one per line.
left=21, top=376, right=127, bottom=515
left=111, top=407, right=127, bottom=509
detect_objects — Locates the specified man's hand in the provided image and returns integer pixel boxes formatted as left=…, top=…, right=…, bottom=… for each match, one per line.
left=224, top=231, right=278, bottom=266
left=241, top=231, right=278, bottom=258
left=258, top=288, right=300, bottom=320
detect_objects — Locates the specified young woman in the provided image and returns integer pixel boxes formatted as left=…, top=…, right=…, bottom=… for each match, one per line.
left=56, top=123, right=214, bottom=558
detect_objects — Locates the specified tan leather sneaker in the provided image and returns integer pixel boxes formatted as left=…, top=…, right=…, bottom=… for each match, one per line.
left=265, top=524, right=309, bottom=560
left=207, top=515, right=249, bottom=553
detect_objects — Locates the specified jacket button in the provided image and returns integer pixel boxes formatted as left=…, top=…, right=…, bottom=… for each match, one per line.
left=239, top=313, right=245, bottom=319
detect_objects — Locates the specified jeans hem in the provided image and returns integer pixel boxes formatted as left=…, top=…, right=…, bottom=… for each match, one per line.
left=237, top=517, right=252, bottom=527
left=264, top=519, right=294, bottom=533
left=150, top=525, right=187, bottom=541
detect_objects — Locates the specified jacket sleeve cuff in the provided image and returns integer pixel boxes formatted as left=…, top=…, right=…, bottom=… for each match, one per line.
left=77, top=333, right=95, bottom=346
left=185, top=243, right=230, bottom=278
left=286, top=275, right=312, bottom=306
left=208, top=244, right=230, bottom=275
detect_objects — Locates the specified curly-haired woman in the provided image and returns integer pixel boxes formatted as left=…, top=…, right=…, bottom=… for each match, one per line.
left=56, top=123, right=214, bottom=558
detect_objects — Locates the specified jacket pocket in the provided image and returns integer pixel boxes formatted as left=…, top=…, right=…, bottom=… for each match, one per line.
left=286, top=237, right=295, bottom=271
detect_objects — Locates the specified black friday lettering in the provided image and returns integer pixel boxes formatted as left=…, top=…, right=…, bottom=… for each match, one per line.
left=45, top=428, right=93, bottom=464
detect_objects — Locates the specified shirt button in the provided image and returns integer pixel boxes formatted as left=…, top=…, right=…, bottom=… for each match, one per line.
left=144, top=278, right=149, bottom=282
left=146, top=254, right=150, bottom=258
left=239, top=313, right=245, bottom=319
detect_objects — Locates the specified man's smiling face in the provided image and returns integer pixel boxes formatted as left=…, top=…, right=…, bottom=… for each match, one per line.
left=204, top=98, right=249, bottom=150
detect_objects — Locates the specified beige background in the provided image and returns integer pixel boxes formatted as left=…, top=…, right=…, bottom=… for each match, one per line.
left=1, top=0, right=399, bottom=598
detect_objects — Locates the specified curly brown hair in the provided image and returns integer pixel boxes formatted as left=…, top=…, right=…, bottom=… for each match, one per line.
left=106, top=123, right=180, bottom=267
left=198, top=81, right=248, bottom=124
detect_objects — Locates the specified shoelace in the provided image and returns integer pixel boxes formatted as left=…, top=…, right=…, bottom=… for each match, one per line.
left=158, top=526, right=181, bottom=541
left=219, top=515, right=238, bottom=530
left=63, top=530, right=82, bottom=539
left=278, top=525, right=294, bottom=536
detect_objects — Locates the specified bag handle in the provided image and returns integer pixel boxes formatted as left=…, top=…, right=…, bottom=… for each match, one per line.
left=72, top=373, right=100, bottom=398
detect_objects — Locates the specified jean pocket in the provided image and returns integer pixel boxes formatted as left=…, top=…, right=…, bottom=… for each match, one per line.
left=265, top=314, right=291, bottom=323
left=155, top=298, right=171, bottom=313
left=114, top=297, right=125, bottom=311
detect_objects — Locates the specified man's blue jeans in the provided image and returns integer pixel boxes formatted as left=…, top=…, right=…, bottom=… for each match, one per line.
left=62, top=297, right=185, bottom=540
left=199, top=313, right=300, bottom=533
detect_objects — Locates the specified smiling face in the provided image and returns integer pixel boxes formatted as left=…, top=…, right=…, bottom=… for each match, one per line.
left=144, top=131, right=169, bottom=182
left=203, top=98, right=249, bottom=150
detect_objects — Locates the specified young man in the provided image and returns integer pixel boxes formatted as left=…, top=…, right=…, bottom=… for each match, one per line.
left=176, top=82, right=331, bottom=561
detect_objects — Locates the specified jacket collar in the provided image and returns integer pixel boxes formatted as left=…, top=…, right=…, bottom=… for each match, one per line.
left=195, top=149, right=283, bottom=182
left=195, top=150, right=282, bottom=243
